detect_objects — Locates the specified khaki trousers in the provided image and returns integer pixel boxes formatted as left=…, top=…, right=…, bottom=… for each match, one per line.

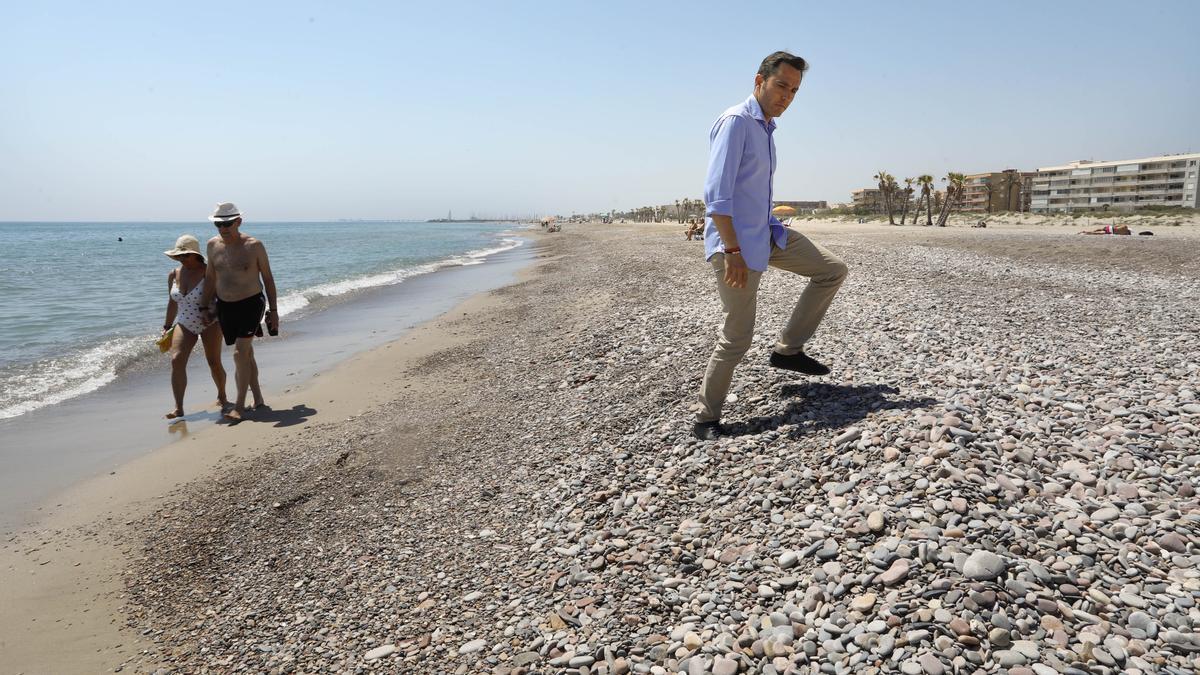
left=697, top=229, right=848, bottom=423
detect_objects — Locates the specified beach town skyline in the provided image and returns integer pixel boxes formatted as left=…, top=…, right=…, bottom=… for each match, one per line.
left=4, top=1, right=1198, bottom=221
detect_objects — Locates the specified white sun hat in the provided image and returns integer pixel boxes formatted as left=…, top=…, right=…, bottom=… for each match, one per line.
left=209, top=202, right=242, bottom=222
left=164, top=234, right=204, bottom=261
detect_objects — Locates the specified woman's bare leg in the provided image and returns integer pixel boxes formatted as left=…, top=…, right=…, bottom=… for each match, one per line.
left=200, top=323, right=228, bottom=407
left=166, top=328, right=199, bottom=418
left=249, top=351, right=265, bottom=409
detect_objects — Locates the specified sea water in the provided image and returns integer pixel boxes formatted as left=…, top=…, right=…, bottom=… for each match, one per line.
left=0, top=220, right=522, bottom=420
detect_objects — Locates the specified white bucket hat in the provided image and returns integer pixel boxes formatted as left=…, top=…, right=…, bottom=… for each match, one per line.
left=209, top=201, right=242, bottom=222
left=164, top=234, right=204, bottom=261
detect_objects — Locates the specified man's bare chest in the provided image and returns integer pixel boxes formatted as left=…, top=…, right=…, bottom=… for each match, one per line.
left=214, top=245, right=256, bottom=274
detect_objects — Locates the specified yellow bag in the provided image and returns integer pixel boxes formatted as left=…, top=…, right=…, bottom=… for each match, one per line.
left=157, top=325, right=175, bottom=353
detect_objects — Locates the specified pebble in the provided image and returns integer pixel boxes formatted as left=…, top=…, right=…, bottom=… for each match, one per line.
left=962, top=550, right=1006, bottom=581
left=363, top=645, right=395, bottom=661
left=850, top=593, right=877, bottom=612
left=878, top=559, right=910, bottom=585
left=995, top=650, right=1026, bottom=666
left=918, top=652, right=945, bottom=674
left=458, top=639, right=487, bottom=654
left=867, top=510, right=885, bottom=532
left=712, top=655, right=738, bottom=675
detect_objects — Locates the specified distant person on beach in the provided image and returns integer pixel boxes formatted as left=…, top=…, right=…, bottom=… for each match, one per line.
left=1081, top=224, right=1131, bottom=235
left=161, top=234, right=227, bottom=418
left=198, top=203, right=279, bottom=422
left=693, top=51, right=849, bottom=441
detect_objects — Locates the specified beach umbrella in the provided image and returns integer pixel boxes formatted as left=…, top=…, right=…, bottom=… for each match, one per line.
left=772, top=205, right=797, bottom=216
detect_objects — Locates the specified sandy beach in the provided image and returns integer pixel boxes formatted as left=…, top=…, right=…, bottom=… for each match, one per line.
left=4, top=220, right=1200, bottom=674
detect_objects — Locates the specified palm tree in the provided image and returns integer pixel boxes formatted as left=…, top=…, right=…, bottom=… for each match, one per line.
left=952, top=174, right=967, bottom=221
left=918, top=174, right=935, bottom=226
left=900, top=177, right=915, bottom=225
left=887, top=175, right=900, bottom=224
left=1001, top=171, right=1022, bottom=212
left=874, top=170, right=898, bottom=225
left=935, top=175, right=952, bottom=227
left=983, top=181, right=996, bottom=214
left=936, top=172, right=966, bottom=227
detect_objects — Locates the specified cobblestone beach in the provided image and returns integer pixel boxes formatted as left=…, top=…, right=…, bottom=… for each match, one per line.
left=124, top=222, right=1200, bottom=674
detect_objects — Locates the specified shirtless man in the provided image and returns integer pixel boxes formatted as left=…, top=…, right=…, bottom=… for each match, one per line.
left=199, top=202, right=279, bottom=422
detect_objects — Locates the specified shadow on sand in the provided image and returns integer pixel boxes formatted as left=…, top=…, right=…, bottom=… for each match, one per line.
left=720, top=382, right=936, bottom=439
left=221, top=403, right=318, bottom=428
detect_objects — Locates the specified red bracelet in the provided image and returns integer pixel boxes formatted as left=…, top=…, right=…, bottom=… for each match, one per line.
left=725, top=246, right=741, bottom=254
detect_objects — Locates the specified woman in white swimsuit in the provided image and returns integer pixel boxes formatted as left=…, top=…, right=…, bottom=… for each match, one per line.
left=162, top=235, right=228, bottom=418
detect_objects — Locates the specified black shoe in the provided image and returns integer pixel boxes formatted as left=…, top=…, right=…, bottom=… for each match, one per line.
left=692, top=421, right=724, bottom=441
left=769, top=350, right=831, bottom=376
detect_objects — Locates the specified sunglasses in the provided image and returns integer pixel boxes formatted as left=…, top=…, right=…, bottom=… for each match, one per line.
left=214, top=221, right=236, bottom=228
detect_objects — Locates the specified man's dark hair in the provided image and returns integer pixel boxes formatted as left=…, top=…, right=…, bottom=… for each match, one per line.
left=758, top=51, right=808, bottom=79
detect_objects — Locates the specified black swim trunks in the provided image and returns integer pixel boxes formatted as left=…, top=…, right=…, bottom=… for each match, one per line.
left=216, top=293, right=265, bottom=345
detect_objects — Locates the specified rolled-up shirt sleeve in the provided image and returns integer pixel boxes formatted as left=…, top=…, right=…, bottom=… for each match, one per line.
left=704, top=116, right=746, bottom=217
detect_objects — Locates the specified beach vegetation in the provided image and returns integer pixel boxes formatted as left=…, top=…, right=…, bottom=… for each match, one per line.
left=873, top=170, right=900, bottom=225
left=982, top=181, right=996, bottom=214
left=918, top=175, right=936, bottom=226
left=936, top=172, right=966, bottom=227
left=1001, top=171, right=1022, bottom=212
left=899, top=177, right=915, bottom=225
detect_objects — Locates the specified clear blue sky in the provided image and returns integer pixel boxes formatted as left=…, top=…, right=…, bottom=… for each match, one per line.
left=2, top=1, right=1197, bottom=221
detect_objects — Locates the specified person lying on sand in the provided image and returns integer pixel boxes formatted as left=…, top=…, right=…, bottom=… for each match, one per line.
left=1081, top=224, right=1131, bottom=235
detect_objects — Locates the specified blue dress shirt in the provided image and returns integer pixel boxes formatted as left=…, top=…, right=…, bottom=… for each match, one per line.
left=703, top=95, right=789, bottom=272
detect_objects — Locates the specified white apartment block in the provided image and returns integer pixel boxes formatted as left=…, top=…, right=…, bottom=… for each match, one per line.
left=1029, top=153, right=1200, bottom=213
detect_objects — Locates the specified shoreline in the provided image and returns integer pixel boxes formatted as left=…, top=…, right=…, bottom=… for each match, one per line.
left=0, top=221, right=527, bottom=424
left=0, top=236, right=534, bottom=532
left=0, top=234, right=549, bottom=672
left=4, top=220, right=1200, bottom=673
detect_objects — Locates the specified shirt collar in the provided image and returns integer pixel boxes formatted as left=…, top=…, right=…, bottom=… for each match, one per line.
left=745, top=95, right=777, bottom=131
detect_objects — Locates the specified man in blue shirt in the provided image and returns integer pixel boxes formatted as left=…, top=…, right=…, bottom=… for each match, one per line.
left=694, top=51, right=849, bottom=441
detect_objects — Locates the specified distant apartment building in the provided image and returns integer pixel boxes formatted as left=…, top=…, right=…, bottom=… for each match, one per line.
left=1029, top=153, right=1200, bottom=213
left=851, top=188, right=886, bottom=213
left=961, top=170, right=1025, bottom=213
left=775, top=200, right=829, bottom=212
